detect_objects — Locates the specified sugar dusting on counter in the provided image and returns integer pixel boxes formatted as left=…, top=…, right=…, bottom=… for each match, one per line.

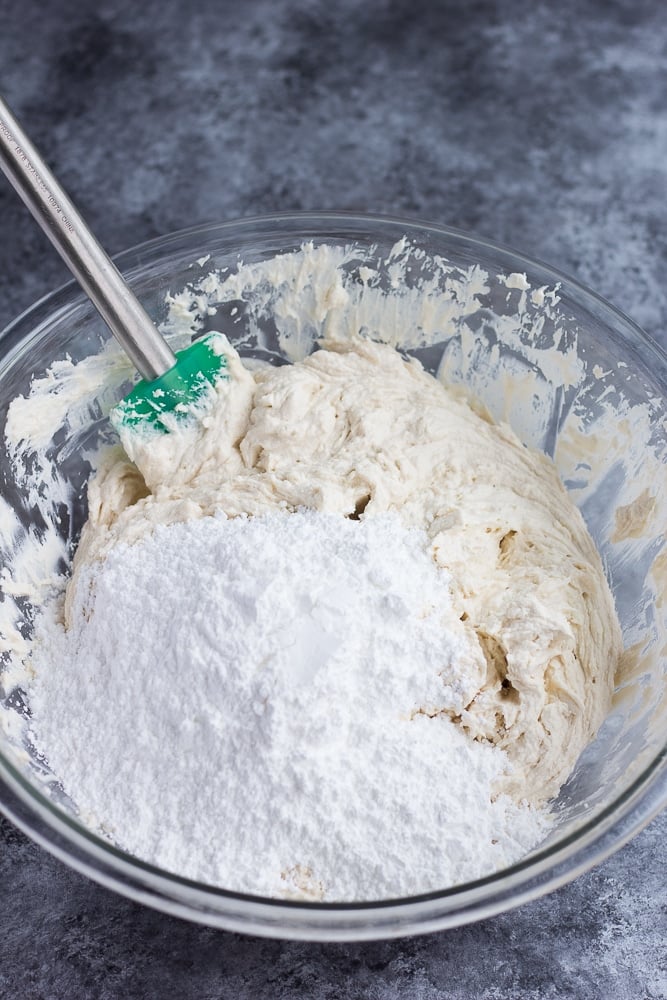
left=29, top=510, right=550, bottom=900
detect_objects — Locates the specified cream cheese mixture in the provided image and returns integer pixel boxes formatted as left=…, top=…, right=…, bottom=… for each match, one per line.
left=70, top=334, right=622, bottom=805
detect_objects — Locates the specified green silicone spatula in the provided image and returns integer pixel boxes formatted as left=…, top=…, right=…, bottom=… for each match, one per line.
left=0, top=95, right=228, bottom=434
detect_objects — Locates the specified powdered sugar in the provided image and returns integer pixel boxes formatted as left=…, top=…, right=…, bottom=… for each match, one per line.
left=30, top=509, right=549, bottom=901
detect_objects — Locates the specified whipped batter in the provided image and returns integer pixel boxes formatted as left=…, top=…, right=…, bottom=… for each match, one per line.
left=70, top=333, right=622, bottom=804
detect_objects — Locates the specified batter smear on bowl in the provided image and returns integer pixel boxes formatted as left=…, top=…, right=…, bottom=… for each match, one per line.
left=27, top=335, right=622, bottom=901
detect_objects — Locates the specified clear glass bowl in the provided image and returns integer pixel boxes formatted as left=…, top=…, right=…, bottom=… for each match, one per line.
left=0, top=212, right=665, bottom=941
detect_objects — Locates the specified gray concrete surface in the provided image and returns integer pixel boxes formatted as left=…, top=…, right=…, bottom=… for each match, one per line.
left=0, top=0, right=665, bottom=997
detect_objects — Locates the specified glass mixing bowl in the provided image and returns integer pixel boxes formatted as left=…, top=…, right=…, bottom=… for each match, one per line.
left=0, top=213, right=665, bottom=941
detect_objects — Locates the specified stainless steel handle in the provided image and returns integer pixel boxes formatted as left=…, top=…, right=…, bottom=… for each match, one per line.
left=0, top=96, right=176, bottom=382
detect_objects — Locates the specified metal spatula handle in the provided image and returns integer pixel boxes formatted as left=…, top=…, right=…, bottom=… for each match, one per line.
left=0, top=95, right=176, bottom=382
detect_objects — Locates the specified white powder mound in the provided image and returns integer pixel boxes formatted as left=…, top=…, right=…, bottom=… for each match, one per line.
left=30, top=510, right=549, bottom=901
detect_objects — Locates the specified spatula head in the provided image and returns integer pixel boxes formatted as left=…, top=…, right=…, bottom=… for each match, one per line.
left=111, top=334, right=229, bottom=434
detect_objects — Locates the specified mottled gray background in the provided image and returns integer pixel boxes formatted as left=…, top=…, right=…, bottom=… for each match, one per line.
left=1, top=1, right=666, bottom=997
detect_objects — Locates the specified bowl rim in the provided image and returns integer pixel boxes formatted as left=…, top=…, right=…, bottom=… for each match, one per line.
left=1, top=209, right=665, bottom=940
left=3, top=209, right=666, bottom=367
